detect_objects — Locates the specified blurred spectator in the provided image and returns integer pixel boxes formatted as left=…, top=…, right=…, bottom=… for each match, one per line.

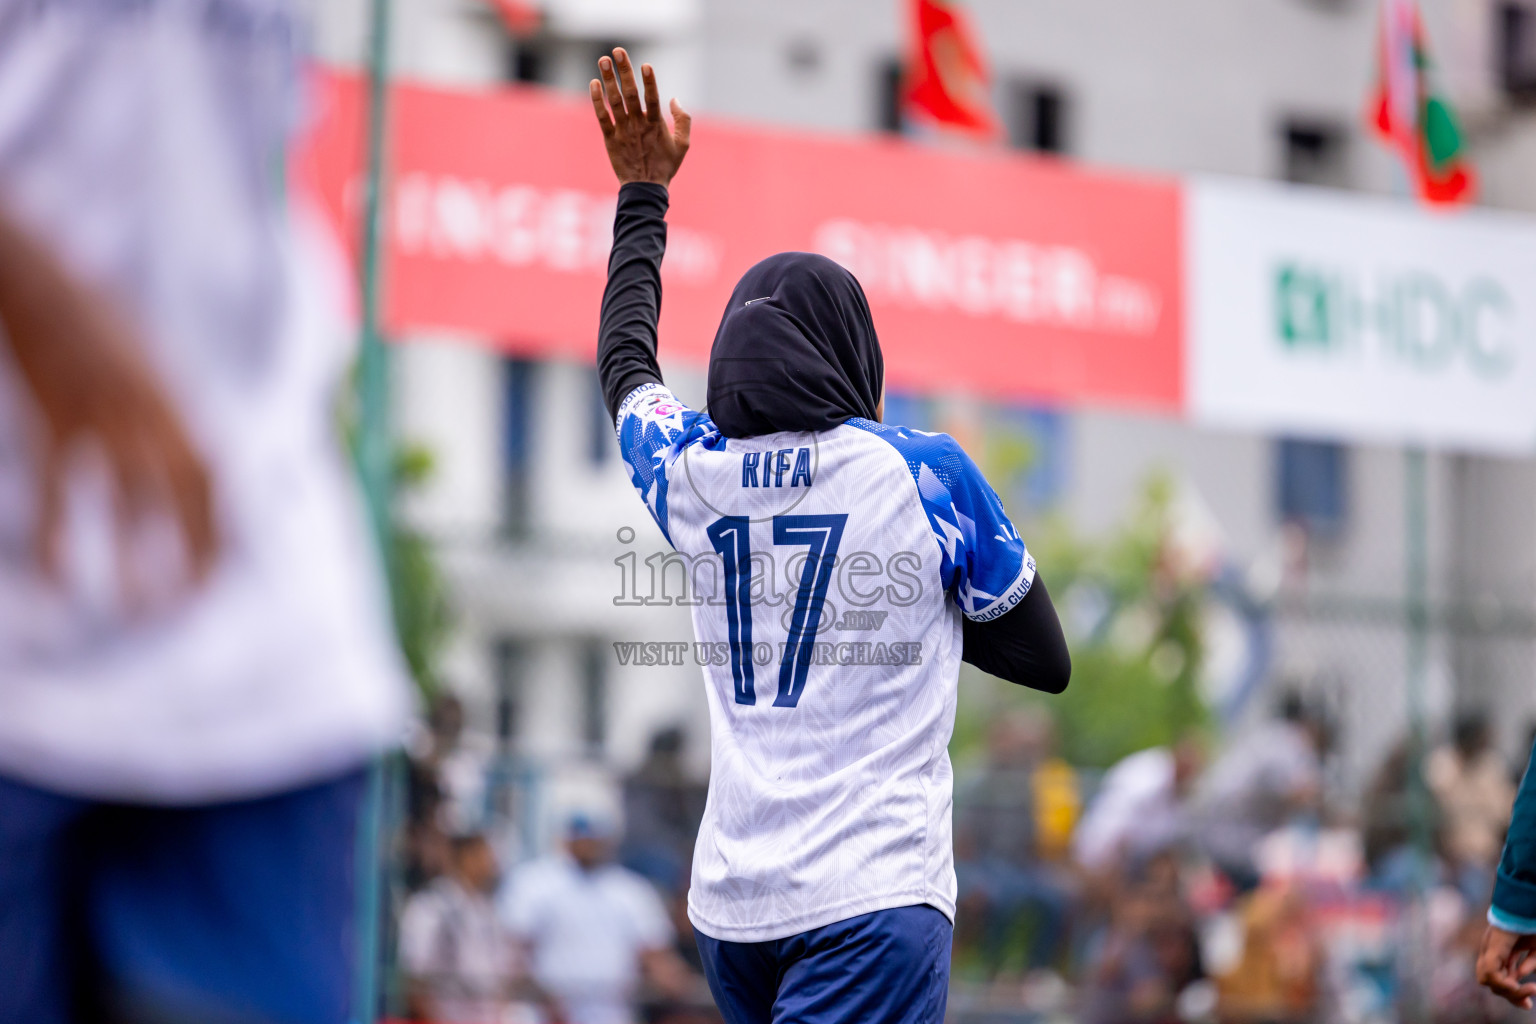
left=1079, top=851, right=1204, bottom=1024
left=1212, top=886, right=1320, bottom=1022
left=501, top=813, right=696, bottom=1024
left=0, top=4, right=409, bottom=1021
left=404, top=818, right=454, bottom=895
left=1359, top=735, right=1459, bottom=898
left=405, top=693, right=505, bottom=897
left=1074, top=734, right=1205, bottom=876
left=1513, top=721, right=1536, bottom=789
left=1360, top=737, right=1419, bottom=881
left=1353, top=735, right=1504, bottom=1022
left=621, top=726, right=706, bottom=893
left=1034, top=731, right=1083, bottom=864
left=619, top=728, right=711, bottom=991
left=954, top=708, right=1076, bottom=977
left=399, top=833, right=514, bottom=1023
left=412, top=694, right=493, bottom=834
left=1427, top=712, right=1514, bottom=898
left=1196, top=693, right=1328, bottom=890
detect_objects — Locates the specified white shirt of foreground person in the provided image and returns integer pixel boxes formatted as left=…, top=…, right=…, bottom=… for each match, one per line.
left=501, top=854, right=675, bottom=1024
left=0, top=0, right=410, bottom=800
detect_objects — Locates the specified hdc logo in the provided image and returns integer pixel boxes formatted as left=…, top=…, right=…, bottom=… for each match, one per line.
left=1274, top=262, right=1516, bottom=379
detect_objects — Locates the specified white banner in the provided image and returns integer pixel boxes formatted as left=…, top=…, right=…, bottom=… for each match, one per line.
left=1187, top=177, right=1536, bottom=454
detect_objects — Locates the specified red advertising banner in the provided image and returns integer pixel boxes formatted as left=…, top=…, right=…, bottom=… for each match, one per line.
left=306, top=74, right=1184, bottom=411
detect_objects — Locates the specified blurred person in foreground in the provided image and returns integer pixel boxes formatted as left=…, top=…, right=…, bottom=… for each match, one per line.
left=1194, top=693, right=1327, bottom=891
left=400, top=833, right=515, bottom=1023
left=0, top=3, right=410, bottom=1023
left=954, top=708, right=1077, bottom=978
left=500, top=813, right=696, bottom=1024
left=587, top=50, right=1071, bottom=1023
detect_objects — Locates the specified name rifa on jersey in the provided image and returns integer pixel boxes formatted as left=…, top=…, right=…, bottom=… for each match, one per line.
left=742, top=447, right=812, bottom=488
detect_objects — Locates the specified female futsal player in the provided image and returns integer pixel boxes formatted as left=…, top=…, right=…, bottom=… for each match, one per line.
left=590, top=49, right=1070, bottom=1024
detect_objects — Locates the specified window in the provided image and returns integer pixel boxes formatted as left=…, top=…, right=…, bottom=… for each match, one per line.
left=1499, top=2, right=1536, bottom=102
left=1276, top=437, right=1348, bottom=538
left=1009, top=407, right=1069, bottom=512
left=503, top=357, right=534, bottom=536
left=588, top=368, right=611, bottom=466
left=580, top=640, right=607, bottom=754
left=591, top=40, right=629, bottom=72
left=1281, top=119, right=1349, bottom=187
left=508, top=40, right=546, bottom=84
left=1007, top=81, right=1069, bottom=154
left=493, top=639, right=526, bottom=753
left=786, top=38, right=822, bottom=77
left=876, top=56, right=905, bottom=133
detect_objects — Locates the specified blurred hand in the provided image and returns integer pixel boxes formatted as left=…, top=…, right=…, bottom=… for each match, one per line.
left=1476, top=924, right=1536, bottom=1008
left=640, top=946, right=698, bottom=1001
left=0, top=210, right=217, bottom=600
left=589, top=48, right=691, bottom=188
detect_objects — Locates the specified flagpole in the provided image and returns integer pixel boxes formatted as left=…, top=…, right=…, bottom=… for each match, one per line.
left=1401, top=443, right=1432, bottom=1024
left=352, top=0, right=394, bottom=1018
left=1387, top=45, right=1433, bottom=1024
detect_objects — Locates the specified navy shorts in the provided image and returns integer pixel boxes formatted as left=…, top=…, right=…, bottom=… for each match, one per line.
left=0, top=769, right=365, bottom=1024
left=695, top=904, right=952, bottom=1024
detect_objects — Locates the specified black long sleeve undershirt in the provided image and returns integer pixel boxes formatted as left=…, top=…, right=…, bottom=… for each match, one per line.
left=598, top=182, right=670, bottom=421
left=962, top=575, right=1072, bottom=694
left=595, top=182, right=1071, bottom=694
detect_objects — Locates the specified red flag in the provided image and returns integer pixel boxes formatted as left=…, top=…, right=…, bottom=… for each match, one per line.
left=1367, top=0, right=1475, bottom=204
left=484, top=0, right=541, bottom=37
left=903, top=0, right=999, bottom=139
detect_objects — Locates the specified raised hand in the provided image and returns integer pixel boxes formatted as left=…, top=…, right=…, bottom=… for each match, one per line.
left=589, top=48, right=691, bottom=188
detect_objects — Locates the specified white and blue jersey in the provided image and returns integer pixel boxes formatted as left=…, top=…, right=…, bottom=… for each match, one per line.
left=616, top=381, right=1035, bottom=942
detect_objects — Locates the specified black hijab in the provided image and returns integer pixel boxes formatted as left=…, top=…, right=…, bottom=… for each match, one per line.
left=706, top=253, right=884, bottom=438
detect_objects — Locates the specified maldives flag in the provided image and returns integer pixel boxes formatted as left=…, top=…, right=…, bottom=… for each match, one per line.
left=1368, top=0, right=1475, bottom=204
left=903, top=0, right=999, bottom=139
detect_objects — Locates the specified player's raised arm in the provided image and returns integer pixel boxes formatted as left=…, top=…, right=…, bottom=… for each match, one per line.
left=591, top=49, right=692, bottom=422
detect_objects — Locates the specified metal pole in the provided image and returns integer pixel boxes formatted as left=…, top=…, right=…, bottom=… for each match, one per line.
left=1404, top=445, right=1431, bottom=1022
left=352, top=0, right=394, bottom=1019
left=357, top=0, right=394, bottom=527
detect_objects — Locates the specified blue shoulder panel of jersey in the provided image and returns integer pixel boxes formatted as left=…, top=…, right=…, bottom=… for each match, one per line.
left=614, top=382, right=724, bottom=546
left=847, top=418, right=1035, bottom=622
